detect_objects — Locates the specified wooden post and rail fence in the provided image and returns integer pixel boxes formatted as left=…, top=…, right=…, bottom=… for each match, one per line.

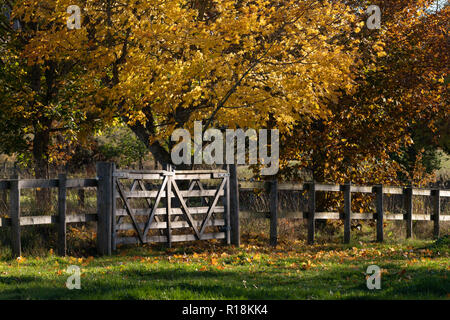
left=238, top=180, right=450, bottom=246
left=0, top=162, right=449, bottom=257
left=0, top=173, right=98, bottom=257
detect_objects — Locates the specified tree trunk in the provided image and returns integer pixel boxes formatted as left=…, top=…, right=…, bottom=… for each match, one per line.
left=33, top=129, right=51, bottom=211
left=127, top=121, right=172, bottom=166
left=310, top=119, right=331, bottom=231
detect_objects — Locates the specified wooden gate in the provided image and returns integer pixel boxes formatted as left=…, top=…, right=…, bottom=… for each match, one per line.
left=112, top=166, right=230, bottom=248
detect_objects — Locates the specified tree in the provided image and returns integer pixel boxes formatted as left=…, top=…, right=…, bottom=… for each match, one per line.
left=280, top=0, right=448, bottom=182
left=14, top=0, right=362, bottom=166
left=0, top=2, right=103, bottom=181
left=278, top=0, right=448, bottom=212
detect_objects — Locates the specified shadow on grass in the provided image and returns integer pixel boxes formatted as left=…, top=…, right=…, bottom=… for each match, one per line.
left=1, top=262, right=447, bottom=300
left=0, top=275, right=37, bottom=285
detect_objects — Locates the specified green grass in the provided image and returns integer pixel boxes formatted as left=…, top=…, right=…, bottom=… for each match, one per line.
left=0, top=236, right=448, bottom=300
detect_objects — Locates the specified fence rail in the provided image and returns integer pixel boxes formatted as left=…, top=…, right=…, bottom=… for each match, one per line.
left=0, top=178, right=97, bottom=190
left=0, top=213, right=98, bottom=227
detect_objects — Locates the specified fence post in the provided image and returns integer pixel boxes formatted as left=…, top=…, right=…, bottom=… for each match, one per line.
left=58, top=173, right=67, bottom=256
left=96, top=162, right=113, bottom=255
left=343, top=182, right=351, bottom=244
left=432, top=188, right=440, bottom=239
left=165, top=164, right=172, bottom=248
left=1, top=175, right=7, bottom=208
left=111, top=163, right=117, bottom=251
left=307, top=182, right=316, bottom=245
left=375, top=184, right=384, bottom=242
left=224, top=165, right=231, bottom=245
left=269, top=179, right=278, bottom=247
left=405, top=186, right=413, bottom=239
left=10, top=174, right=21, bottom=258
left=229, top=164, right=240, bottom=247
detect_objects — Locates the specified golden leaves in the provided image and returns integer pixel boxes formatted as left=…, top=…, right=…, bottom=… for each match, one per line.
left=15, top=0, right=361, bottom=142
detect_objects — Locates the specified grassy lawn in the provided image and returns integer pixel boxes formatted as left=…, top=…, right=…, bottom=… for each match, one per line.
left=0, top=235, right=448, bottom=300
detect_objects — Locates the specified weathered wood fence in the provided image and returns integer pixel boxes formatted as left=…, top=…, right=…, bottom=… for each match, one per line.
left=1, top=162, right=449, bottom=257
left=237, top=180, right=450, bottom=246
left=0, top=174, right=98, bottom=257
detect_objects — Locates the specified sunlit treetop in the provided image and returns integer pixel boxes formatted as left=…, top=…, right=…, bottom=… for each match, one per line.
left=12, top=0, right=362, bottom=147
